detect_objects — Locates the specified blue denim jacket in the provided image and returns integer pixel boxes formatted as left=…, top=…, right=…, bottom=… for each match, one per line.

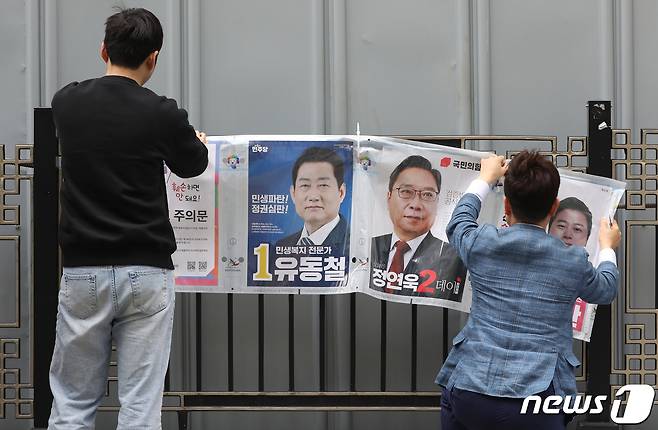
left=435, top=193, right=619, bottom=398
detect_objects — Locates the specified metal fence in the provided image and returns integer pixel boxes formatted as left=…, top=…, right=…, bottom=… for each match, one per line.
left=1, top=101, right=656, bottom=429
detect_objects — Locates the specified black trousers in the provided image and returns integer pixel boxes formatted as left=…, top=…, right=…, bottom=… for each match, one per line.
left=440, top=384, right=568, bottom=430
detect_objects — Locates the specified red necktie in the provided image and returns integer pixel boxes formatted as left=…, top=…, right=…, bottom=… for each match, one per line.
left=388, top=240, right=410, bottom=277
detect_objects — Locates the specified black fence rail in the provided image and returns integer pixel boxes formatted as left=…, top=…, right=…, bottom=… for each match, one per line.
left=31, top=103, right=615, bottom=429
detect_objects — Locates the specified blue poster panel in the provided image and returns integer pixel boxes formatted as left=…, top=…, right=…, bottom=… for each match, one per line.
left=247, top=140, right=354, bottom=290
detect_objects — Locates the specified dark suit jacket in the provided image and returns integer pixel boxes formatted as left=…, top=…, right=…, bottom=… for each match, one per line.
left=370, top=231, right=467, bottom=300
left=268, top=215, right=350, bottom=287
left=275, top=215, right=349, bottom=256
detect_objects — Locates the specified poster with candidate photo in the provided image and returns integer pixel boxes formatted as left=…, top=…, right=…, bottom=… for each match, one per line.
left=166, top=141, right=220, bottom=292
left=247, top=138, right=355, bottom=293
left=551, top=170, right=625, bottom=341
left=351, top=137, right=495, bottom=311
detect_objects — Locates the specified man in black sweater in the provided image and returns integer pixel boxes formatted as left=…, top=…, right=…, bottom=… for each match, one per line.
left=48, top=8, right=208, bottom=429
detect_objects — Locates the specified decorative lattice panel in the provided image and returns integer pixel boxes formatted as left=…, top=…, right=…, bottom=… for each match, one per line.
left=609, top=129, right=658, bottom=405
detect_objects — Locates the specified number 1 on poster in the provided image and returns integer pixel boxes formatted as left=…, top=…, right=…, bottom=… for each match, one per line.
left=253, top=243, right=272, bottom=281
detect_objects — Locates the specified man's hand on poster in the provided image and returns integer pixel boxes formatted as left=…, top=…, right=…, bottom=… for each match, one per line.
left=479, top=155, right=509, bottom=185
left=599, top=217, right=621, bottom=249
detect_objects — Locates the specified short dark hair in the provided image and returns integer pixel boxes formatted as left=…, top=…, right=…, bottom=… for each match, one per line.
left=388, top=155, right=441, bottom=193
left=504, top=150, right=560, bottom=223
left=104, top=8, right=163, bottom=69
left=292, top=147, right=345, bottom=187
left=549, top=197, right=593, bottom=238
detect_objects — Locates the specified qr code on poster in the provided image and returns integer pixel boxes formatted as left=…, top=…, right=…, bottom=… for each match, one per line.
left=187, top=261, right=196, bottom=271
left=199, top=261, right=207, bottom=271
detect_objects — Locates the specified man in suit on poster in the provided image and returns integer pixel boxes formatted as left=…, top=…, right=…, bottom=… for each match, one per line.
left=276, top=146, right=349, bottom=256
left=370, top=155, right=466, bottom=298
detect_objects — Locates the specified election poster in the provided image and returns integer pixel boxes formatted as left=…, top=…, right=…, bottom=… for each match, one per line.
left=166, top=140, right=219, bottom=291
left=553, top=169, right=625, bottom=341
left=490, top=167, right=626, bottom=341
left=246, top=138, right=355, bottom=293
left=350, top=137, right=496, bottom=311
left=165, top=134, right=625, bottom=330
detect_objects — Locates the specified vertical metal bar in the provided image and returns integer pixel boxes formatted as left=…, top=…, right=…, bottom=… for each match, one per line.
left=227, top=293, right=234, bottom=391
left=411, top=304, right=417, bottom=391
left=380, top=300, right=387, bottom=391
left=319, top=295, right=326, bottom=391
left=442, top=309, right=450, bottom=362
left=258, top=294, right=264, bottom=391
left=33, top=107, right=59, bottom=427
left=584, top=100, right=613, bottom=425
left=177, top=410, right=188, bottom=430
left=164, top=367, right=171, bottom=392
left=195, top=292, right=202, bottom=390
left=288, top=294, right=295, bottom=391
left=350, top=293, right=356, bottom=391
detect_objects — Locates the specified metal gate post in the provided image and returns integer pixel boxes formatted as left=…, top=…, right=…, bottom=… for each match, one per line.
left=33, top=107, right=60, bottom=428
left=580, top=101, right=617, bottom=428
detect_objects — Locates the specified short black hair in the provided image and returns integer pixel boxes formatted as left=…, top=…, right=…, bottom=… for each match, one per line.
left=292, top=147, right=345, bottom=187
left=549, top=197, right=593, bottom=238
left=388, top=155, right=441, bottom=193
left=504, top=150, right=560, bottom=223
left=104, top=8, right=163, bottom=69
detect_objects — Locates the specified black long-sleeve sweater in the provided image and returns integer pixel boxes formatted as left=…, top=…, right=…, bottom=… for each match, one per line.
left=52, top=75, right=208, bottom=269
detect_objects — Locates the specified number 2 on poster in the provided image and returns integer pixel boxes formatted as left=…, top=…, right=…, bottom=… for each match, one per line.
left=418, top=269, right=436, bottom=294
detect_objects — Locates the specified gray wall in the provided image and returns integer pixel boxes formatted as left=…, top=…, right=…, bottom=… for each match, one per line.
left=1, top=1, right=657, bottom=429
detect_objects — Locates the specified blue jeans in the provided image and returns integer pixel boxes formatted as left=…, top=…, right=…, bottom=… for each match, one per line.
left=48, top=266, right=175, bottom=430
